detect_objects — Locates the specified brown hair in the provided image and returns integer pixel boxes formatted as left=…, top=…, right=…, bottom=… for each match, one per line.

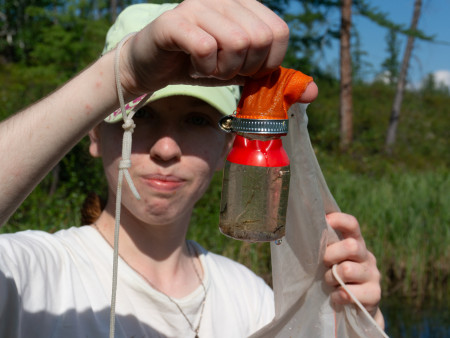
left=81, top=192, right=106, bottom=225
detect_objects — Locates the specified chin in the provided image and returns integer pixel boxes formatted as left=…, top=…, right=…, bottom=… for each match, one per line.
left=138, top=202, right=191, bottom=226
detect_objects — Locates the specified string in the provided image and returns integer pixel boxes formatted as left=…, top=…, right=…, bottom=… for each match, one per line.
left=331, top=264, right=389, bottom=338
left=109, top=32, right=151, bottom=338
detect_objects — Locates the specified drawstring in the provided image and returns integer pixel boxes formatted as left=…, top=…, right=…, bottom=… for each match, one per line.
left=331, top=264, right=389, bottom=338
left=109, top=32, right=151, bottom=338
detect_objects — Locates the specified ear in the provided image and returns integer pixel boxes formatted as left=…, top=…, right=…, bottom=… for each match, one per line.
left=215, top=133, right=235, bottom=171
left=88, top=125, right=102, bottom=158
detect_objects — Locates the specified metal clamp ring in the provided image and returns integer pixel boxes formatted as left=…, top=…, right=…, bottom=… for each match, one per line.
left=218, top=115, right=288, bottom=135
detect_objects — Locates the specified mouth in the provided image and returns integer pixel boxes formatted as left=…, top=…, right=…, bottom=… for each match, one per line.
left=141, top=174, right=186, bottom=192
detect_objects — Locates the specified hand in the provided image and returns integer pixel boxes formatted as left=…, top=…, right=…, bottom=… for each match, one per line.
left=119, top=0, right=290, bottom=95
left=323, top=212, right=385, bottom=329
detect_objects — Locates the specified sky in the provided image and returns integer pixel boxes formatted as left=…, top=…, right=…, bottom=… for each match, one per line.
left=309, top=0, right=450, bottom=88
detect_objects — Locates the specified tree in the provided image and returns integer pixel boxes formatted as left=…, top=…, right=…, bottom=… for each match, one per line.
left=385, top=0, right=423, bottom=153
left=268, top=0, right=433, bottom=151
left=381, top=28, right=401, bottom=86
left=351, top=29, right=371, bottom=83
left=280, top=1, right=331, bottom=75
left=110, top=0, right=118, bottom=22
left=339, top=0, right=353, bottom=150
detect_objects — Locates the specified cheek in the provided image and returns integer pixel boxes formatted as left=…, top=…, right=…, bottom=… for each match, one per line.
left=188, top=136, right=226, bottom=171
left=102, top=157, right=119, bottom=196
left=99, top=130, right=123, bottom=193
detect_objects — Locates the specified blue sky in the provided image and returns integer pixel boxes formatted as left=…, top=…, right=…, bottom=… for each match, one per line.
left=301, top=0, right=450, bottom=87
left=356, top=0, right=449, bottom=86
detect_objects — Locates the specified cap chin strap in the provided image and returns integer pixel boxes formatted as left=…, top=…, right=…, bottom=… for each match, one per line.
left=109, top=32, right=151, bottom=338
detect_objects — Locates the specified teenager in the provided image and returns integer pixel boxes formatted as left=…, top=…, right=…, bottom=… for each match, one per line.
left=0, top=1, right=383, bottom=337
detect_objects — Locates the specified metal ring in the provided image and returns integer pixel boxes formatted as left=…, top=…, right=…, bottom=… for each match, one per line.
left=218, top=115, right=288, bottom=134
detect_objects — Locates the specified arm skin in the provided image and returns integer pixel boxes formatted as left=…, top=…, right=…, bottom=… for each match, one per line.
left=323, top=212, right=385, bottom=330
left=0, top=52, right=119, bottom=225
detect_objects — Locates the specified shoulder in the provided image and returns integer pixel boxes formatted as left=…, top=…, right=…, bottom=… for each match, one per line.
left=0, top=226, right=94, bottom=253
left=0, top=229, right=60, bottom=263
left=0, top=226, right=99, bottom=275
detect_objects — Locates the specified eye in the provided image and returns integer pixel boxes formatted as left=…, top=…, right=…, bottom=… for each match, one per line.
left=186, top=114, right=212, bottom=127
left=134, top=108, right=154, bottom=119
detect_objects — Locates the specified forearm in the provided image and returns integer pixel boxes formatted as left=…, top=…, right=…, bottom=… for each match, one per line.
left=0, top=52, right=131, bottom=225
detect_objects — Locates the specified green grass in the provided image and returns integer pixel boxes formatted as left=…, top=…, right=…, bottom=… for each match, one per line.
left=322, top=165, right=449, bottom=303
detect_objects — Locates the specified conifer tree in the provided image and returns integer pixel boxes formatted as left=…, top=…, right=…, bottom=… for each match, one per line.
left=385, top=0, right=423, bottom=153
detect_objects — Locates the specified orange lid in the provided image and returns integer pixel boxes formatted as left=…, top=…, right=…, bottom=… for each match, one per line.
left=236, top=67, right=313, bottom=120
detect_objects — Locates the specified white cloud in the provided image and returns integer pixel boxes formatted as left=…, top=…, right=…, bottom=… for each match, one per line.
left=433, top=70, right=450, bottom=88
left=374, top=71, right=392, bottom=85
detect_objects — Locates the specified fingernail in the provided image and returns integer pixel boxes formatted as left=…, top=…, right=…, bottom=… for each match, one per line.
left=190, top=71, right=208, bottom=79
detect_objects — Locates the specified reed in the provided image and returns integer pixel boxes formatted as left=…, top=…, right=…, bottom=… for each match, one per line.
left=322, top=167, right=449, bottom=303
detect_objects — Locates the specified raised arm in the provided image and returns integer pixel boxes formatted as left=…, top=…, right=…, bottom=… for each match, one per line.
left=0, top=53, right=120, bottom=225
left=0, top=0, right=292, bottom=225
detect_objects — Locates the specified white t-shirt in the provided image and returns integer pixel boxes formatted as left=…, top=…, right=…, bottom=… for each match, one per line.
left=0, top=226, right=274, bottom=337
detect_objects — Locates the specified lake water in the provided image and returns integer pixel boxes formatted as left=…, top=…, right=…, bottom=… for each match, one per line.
left=382, top=299, right=449, bottom=337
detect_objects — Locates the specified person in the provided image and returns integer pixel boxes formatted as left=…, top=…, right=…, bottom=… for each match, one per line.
left=0, top=1, right=384, bottom=337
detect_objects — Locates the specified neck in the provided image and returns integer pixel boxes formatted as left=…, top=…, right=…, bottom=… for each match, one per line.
left=93, top=204, right=202, bottom=298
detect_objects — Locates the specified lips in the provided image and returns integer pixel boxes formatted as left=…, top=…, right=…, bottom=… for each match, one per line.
left=141, top=174, right=186, bottom=192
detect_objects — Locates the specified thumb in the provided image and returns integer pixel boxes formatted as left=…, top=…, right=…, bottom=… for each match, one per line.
left=298, top=81, right=318, bottom=103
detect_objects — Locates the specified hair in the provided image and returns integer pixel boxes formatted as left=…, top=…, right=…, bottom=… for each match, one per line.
left=81, top=192, right=106, bottom=225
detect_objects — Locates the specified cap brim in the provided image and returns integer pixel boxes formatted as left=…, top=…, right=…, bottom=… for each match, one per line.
left=105, top=84, right=238, bottom=123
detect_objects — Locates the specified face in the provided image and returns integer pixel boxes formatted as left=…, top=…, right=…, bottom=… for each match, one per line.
left=89, top=96, right=233, bottom=226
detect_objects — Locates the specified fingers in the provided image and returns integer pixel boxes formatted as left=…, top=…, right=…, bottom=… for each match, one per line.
left=329, top=280, right=381, bottom=316
left=323, top=213, right=367, bottom=267
left=299, top=82, right=318, bottom=103
left=326, top=212, right=363, bottom=240
left=182, top=0, right=289, bottom=80
left=324, top=259, right=373, bottom=286
left=323, top=236, right=368, bottom=266
left=132, top=0, right=289, bottom=90
left=189, top=6, right=256, bottom=79
left=323, top=212, right=382, bottom=317
left=325, top=254, right=382, bottom=316
left=228, top=0, right=289, bottom=76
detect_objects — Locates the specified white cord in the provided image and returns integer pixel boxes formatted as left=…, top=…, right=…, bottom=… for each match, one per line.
left=331, top=264, right=389, bottom=338
left=109, top=32, right=151, bottom=338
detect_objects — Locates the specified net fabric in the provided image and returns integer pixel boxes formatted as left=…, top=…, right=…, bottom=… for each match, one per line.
left=250, top=103, right=385, bottom=338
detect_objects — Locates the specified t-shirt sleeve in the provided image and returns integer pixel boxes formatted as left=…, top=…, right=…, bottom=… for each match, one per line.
left=0, top=231, right=65, bottom=316
left=0, top=234, right=31, bottom=334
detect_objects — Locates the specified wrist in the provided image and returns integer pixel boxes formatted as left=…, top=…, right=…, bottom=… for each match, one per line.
left=117, top=34, right=149, bottom=99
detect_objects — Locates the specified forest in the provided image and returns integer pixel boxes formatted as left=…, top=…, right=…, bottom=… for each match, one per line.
left=1, top=0, right=449, bottom=335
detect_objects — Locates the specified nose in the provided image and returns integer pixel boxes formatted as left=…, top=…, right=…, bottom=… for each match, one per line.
left=149, top=134, right=182, bottom=163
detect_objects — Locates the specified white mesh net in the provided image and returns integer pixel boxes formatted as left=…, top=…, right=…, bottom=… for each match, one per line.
left=250, top=103, right=387, bottom=338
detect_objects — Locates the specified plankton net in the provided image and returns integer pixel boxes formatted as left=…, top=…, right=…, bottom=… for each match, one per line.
left=250, top=102, right=387, bottom=338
